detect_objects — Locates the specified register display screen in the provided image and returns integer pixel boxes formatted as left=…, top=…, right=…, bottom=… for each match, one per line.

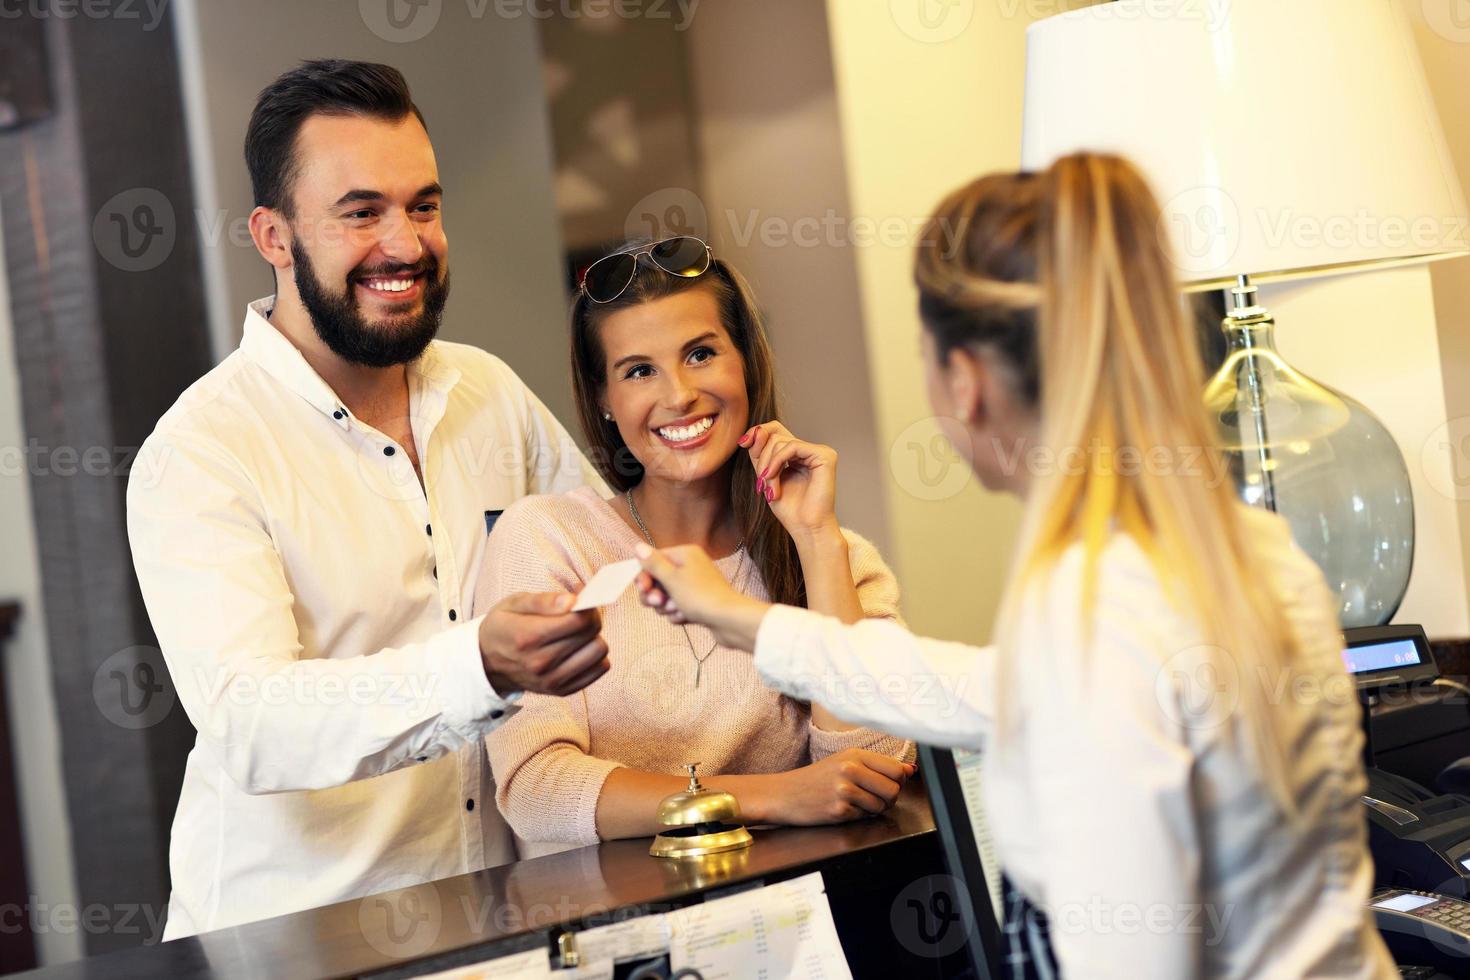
left=1343, top=638, right=1422, bottom=675
left=1373, top=893, right=1438, bottom=913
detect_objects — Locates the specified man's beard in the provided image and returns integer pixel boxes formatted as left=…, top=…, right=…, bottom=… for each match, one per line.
left=291, top=240, right=450, bottom=368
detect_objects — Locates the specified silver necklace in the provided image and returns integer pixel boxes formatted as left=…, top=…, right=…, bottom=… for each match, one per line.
left=625, top=487, right=745, bottom=688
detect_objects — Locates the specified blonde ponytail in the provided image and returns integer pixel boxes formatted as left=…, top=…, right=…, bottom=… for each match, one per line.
left=916, top=153, right=1304, bottom=816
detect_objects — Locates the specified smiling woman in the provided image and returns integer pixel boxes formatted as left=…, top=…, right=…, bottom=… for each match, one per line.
left=473, top=241, right=916, bottom=856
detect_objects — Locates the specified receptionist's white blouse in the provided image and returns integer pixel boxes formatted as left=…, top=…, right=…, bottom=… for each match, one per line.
left=751, top=507, right=1395, bottom=979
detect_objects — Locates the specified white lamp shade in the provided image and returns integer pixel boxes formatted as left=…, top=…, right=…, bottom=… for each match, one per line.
left=1020, top=0, right=1469, bottom=289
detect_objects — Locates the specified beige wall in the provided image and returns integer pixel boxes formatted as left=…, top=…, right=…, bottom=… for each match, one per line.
left=1405, top=0, right=1470, bottom=633
left=820, top=2, right=1094, bottom=641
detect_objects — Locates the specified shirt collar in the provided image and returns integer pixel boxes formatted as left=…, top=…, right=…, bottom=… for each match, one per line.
left=238, top=296, right=462, bottom=431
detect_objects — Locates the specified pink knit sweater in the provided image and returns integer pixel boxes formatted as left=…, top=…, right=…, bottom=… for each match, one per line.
left=473, top=485, right=913, bottom=856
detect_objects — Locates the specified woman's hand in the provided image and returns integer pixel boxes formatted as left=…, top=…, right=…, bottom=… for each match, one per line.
left=634, top=543, right=770, bottom=651
left=755, top=749, right=915, bottom=826
left=741, top=422, right=840, bottom=543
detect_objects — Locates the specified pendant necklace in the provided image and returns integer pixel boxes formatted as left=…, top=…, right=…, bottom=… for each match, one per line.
left=626, top=487, right=745, bottom=688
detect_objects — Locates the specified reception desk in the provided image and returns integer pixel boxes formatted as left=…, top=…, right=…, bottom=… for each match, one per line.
left=15, top=781, right=963, bottom=979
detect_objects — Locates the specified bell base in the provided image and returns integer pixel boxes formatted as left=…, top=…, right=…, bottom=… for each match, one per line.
left=649, top=823, right=753, bottom=859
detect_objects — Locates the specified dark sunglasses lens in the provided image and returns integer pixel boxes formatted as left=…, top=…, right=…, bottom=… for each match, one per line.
left=583, top=253, right=637, bottom=302
left=649, top=237, right=710, bottom=278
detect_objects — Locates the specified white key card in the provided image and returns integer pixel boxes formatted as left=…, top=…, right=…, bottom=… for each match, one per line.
left=571, top=558, right=641, bottom=611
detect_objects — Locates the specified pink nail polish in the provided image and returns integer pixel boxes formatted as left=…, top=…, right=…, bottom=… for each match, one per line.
left=764, top=485, right=774, bottom=502
left=759, top=466, right=769, bottom=480
left=756, top=478, right=764, bottom=493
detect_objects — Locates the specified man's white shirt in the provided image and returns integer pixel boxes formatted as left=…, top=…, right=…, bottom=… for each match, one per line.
left=127, top=298, right=603, bottom=938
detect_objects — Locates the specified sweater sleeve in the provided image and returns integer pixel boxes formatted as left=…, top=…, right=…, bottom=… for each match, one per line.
left=805, top=529, right=916, bottom=764
left=475, top=497, right=624, bottom=845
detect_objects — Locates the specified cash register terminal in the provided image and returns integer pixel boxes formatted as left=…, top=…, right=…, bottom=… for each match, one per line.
left=1348, top=625, right=1470, bottom=974
left=1347, top=626, right=1470, bottom=901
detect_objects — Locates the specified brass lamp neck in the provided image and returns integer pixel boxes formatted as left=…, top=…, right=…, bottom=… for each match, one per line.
left=1222, top=274, right=1277, bottom=350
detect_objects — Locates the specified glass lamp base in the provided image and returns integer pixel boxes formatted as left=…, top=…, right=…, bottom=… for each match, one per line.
left=1204, top=284, right=1413, bottom=628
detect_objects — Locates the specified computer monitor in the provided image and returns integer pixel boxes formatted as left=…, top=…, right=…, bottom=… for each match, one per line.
left=1342, top=624, right=1439, bottom=691
left=917, top=744, right=1006, bottom=979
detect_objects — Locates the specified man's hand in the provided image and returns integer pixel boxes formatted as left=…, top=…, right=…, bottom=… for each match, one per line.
left=478, top=592, right=609, bottom=697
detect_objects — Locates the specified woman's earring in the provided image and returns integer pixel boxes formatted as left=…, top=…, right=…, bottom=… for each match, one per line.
left=603, top=412, right=614, bottom=421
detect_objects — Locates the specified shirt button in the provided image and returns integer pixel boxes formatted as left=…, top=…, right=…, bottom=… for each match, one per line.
left=466, top=799, right=475, bottom=812
left=425, top=523, right=432, bottom=536
left=332, top=410, right=343, bottom=420
left=490, top=710, right=504, bottom=720
left=383, top=446, right=395, bottom=457
left=448, top=609, right=457, bottom=621
left=416, top=756, right=428, bottom=763
left=432, top=566, right=438, bottom=579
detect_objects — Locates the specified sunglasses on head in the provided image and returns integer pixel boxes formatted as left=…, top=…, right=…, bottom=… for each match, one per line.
left=579, top=236, right=713, bottom=304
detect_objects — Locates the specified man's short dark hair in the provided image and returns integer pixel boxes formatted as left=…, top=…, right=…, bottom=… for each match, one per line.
left=245, top=59, right=427, bottom=218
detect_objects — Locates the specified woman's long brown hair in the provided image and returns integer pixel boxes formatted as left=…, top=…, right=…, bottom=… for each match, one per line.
left=570, top=250, right=808, bottom=609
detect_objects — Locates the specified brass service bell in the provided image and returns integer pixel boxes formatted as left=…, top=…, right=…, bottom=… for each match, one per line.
left=649, top=763, right=754, bottom=859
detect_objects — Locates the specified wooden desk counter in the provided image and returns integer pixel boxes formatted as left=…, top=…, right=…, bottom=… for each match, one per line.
left=14, top=782, right=956, bottom=980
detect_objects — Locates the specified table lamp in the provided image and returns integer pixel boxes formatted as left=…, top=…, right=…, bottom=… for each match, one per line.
left=1020, top=0, right=1470, bottom=626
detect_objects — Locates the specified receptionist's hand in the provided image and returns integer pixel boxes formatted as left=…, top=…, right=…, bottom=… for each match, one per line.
left=634, top=543, right=769, bottom=652
left=738, top=422, right=841, bottom=545
left=478, top=592, right=609, bottom=698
